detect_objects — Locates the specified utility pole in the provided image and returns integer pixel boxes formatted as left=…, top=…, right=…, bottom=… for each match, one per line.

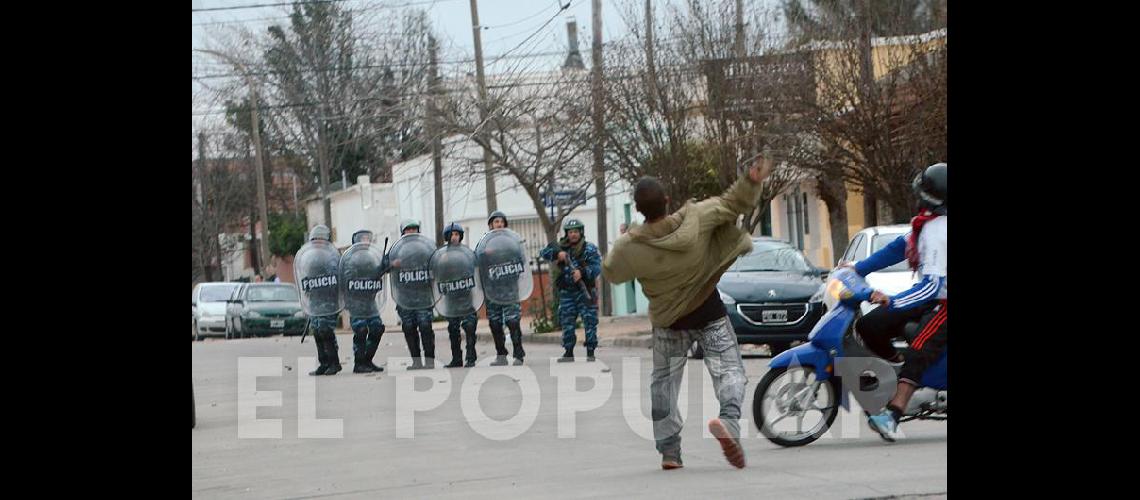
left=429, top=35, right=445, bottom=246
left=591, top=0, right=611, bottom=316
left=734, top=0, right=746, bottom=58
left=645, top=0, right=658, bottom=112
left=469, top=0, right=498, bottom=212
left=246, top=139, right=261, bottom=275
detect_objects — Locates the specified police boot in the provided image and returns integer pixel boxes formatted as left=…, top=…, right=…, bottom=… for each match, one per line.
left=309, top=336, right=330, bottom=376
left=508, top=322, right=526, bottom=364
left=323, top=333, right=342, bottom=375
left=420, top=326, right=436, bottom=369
left=587, top=348, right=596, bottom=362
left=353, top=330, right=372, bottom=373
left=446, top=327, right=463, bottom=368
left=404, top=326, right=424, bottom=370
left=445, top=333, right=463, bottom=367
left=489, top=321, right=510, bottom=357
left=365, top=331, right=385, bottom=372
left=490, top=355, right=509, bottom=366
left=464, top=322, right=479, bottom=367
left=557, top=348, right=574, bottom=363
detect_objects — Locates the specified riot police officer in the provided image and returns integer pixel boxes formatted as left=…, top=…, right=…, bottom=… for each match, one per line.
left=295, top=225, right=343, bottom=376
left=341, top=229, right=388, bottom=373
left=484, top=211, right=526, bottom=366
left=392, top=219, right=437, bottom=370
left=541, top=218, right=601, bottom=362
left=438, top=223, right=480, bottom=368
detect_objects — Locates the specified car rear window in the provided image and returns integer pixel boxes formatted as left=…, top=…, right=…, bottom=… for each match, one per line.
left=247, top=285, right=300, bottom=302
left=199, top=284, right=238, bottom=302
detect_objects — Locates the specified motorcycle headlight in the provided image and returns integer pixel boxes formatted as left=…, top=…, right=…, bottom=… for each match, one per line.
left=246, top=310, right=262, bottom=318
left=822, top=279, right=848, bottom=311
left=719, top=289, right=735, bottom=305
left=293, top=310, right=306, bottom=318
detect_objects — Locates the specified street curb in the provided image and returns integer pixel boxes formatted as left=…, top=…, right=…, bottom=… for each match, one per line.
left=335, top=328, right=655, bottom=349
left=475, top=332, right=652, bottom=348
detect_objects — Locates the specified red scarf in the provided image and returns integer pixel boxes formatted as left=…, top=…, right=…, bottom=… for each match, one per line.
left=906, top=210, right=939, bottom=271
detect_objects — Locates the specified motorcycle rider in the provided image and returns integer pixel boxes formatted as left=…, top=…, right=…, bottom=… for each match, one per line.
left=847, top=163, right=948, bottom=442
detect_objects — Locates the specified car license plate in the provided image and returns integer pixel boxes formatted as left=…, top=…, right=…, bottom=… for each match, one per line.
left=270, top=320, right=285, bottom=328
left=761, top=310, right=787, bottom=323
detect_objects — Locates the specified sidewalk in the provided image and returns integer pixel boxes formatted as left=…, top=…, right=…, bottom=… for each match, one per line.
left=337, top=314, right=656, bottom=349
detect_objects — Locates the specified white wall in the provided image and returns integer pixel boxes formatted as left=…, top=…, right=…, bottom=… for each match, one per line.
left=306, top=183, right=402, bottom=325
left=305, top=135, right=656, bottom=318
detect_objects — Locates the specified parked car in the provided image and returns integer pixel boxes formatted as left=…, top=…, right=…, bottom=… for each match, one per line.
left=224, top=283, right=308, bottom=338
left=693, top=237, right=829, bottom=358
left=193, top=282, right=240, bottom=341
left=838, top=225, right=917, bottom=315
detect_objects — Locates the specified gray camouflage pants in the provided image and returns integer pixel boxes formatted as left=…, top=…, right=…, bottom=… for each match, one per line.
left=651, top=316, right=747, bottom=456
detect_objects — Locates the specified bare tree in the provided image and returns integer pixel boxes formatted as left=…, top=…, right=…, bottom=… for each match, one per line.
left=792, top=28, right=946, bottom=223
left=196, top=3, right=437, bottom=228
left=780, top=0, right=947, bottom=224
left=437, top=65, right=607, bottom=245
left=193, top=130, right=256, bottom=284
left=198, top=3, right=439, bottom=231
left=601, top=0, right=805, bottom=233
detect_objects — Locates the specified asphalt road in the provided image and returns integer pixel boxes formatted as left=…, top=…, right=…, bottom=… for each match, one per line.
left=192, top=333, right=946, bottom=499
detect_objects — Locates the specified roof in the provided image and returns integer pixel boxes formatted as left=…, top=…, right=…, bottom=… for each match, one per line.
left=860, top=224, right=910, bottom=236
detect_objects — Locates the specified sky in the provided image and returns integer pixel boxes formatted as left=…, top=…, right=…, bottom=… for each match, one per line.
left=192, top=0, right=780, bottom=135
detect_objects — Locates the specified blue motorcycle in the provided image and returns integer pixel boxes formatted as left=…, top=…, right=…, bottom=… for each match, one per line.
left=751, top=267, right=947, bottom=447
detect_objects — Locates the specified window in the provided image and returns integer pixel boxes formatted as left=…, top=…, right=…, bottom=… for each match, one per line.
left=247, top=285, right=300, bottom=302
left=785, top=195, right=797, bottom=248
left=199, top=284, right=239, bottom=302
left=853, top=233, right=869, bottom=261
left=803, top=193, right=810, bottom=234
left=871, top=233, right=911, bottom=272
left=505, top=216, right=548, bottom=261
left=841, top=234, right=864, bottom=264
left=729, top=240, right=813, bottom=273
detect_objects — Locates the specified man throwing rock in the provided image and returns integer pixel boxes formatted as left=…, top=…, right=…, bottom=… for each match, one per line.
left=602, top=156, right=771, bottom=470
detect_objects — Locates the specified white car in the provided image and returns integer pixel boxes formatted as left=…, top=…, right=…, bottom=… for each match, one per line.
left=193, top=282, right=240, bottom=341
left=837, top=225, right=916, bottom=316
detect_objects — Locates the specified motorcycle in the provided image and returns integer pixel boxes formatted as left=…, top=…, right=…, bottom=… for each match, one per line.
left=751, top=267, right=947, bottom=447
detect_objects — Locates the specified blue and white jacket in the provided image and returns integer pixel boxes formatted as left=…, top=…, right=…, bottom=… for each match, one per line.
left=853, top=220, right=947, bottom=311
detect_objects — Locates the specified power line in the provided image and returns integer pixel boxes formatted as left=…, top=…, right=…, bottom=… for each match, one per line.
left=192, top=49, right=569, bottom=80
left=481, top=2, right=557, bottom=30
left=192, top=0, right=353, bottom=13
left=192, top=0, right=460, bottom=26
left=191, top=89, right=456, bottom=116
left=492, top=0, right=574, bottom=64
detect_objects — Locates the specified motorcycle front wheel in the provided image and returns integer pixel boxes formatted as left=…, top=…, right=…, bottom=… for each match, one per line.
left=753, top=366, right=840, bottom=447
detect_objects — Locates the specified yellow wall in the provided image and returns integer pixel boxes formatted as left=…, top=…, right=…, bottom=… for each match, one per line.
left=846, top=181, right=866, bottom=239
left=807, top=33, right=944, bottom=239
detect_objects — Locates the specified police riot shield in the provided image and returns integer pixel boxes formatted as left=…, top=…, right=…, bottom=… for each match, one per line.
left=474, top=228, right=534, bottom=305
left=339, top=242, right=388, bottom=317
left=293, top=239, right=344, bottom=316
left=388, top=233, right=437, bottom=310
left=430, top=245, right=484, bottom=318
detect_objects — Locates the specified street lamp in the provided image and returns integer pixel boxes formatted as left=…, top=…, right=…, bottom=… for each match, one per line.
left=194, top=48, right=272, bottom=278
